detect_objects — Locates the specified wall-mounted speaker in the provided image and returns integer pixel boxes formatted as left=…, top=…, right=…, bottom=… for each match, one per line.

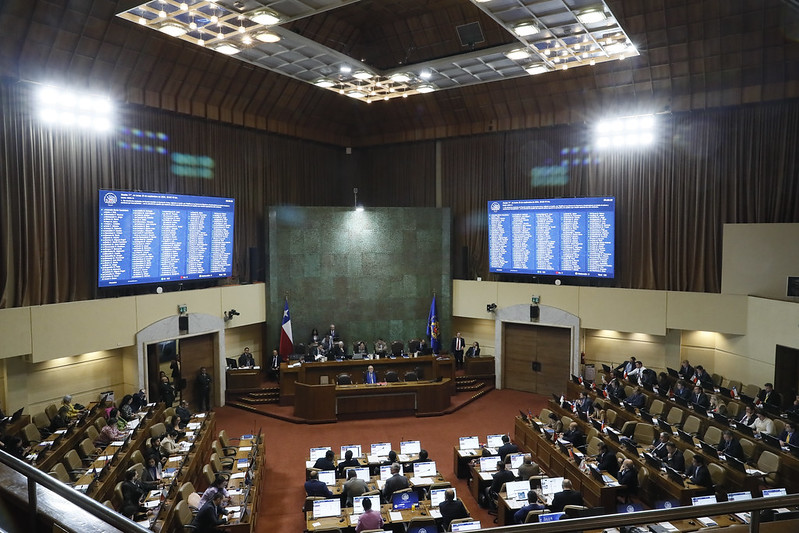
left=178, top=315, right=189, bottom=333
left=788, top=276, right=799, bottom=297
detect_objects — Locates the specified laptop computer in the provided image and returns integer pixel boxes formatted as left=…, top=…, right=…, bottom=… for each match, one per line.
left=691, top=495, right=718, bottom=506
left=430, top=487, right=457, bottom=507
left=639, top=410, right=654, bottom=424
left=657, top=419, right=674, bottom=435
left=762, top=488, right=787, bottom=497
left=664, top=465, right=685, bottom=485
left=666, top=367, right=679, bottom=378
left=317, top=470, right=336, bottom=486
left=392, top=490, right=419, bottom=510
left=486, top=434, right=504, bottom=448
left=760, top=433, right=781, bottom=449
left=692, top=403, right=708, bottom=417
left=312, top=499, right=341, bottom=519
left=352, top=494, right=381, bottom=514
left=226, top=357, right=238, bottom=369
left=727, top=491, right=752, bottom=501
left=459, top=436, right=479, bottom=450
left=451, top=520, right=482, bottom=532
left=674, top=396, right=688, bottom=407
left=698, top=440, right=720, bottom=459
left=724, top=455, right=746, bottom=472
left=734, top=423, right=754, bottom=437
left=709, top=411, right=729, bottom=426
left=676, top=429, right=694, bottom=444
left=643, top=452, right=664, bottom=469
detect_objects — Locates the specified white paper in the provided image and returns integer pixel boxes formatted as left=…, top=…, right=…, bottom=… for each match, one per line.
left=230, top=472, right=246, bottom=479
left=429, top=510, right=442, bottom=518
left=239, top=446, right=252, bottom=452
left=144, top=500, right=160, bottom=509
left=479, top=472, right=493, bottom=481
left=389, top=511, right=403, bottom=521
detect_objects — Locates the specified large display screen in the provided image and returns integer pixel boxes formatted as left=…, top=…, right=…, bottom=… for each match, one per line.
left=98, top=190, right=234, bottom=287
left=488, top=197, right=615, bottom=278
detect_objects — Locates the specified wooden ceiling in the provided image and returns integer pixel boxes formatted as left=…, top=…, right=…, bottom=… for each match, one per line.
left=1, top=0, right=799, bottom=146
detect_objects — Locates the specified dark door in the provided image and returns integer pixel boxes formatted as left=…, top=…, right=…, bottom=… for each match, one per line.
left=502, top=322, right=571, bottom=398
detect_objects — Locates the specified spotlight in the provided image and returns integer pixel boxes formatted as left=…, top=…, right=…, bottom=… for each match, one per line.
left=486, top=303, right=497, bottom=313
left=224, top=309, right=240, bottom=321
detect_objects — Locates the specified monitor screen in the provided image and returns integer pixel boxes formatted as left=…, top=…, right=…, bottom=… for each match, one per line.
left=540, top=477, right=565, bottom=495
left=459, top=436, right=479, bottom=450
left=392, top=490, right=419, bottom=510
left=400, top=440, right=421, bottom=455
left=317, top=470, right=335, bottom=486
left=340, top=444, right=362, bottom=458
left=353, top=467, right=370, bottom=482
left=486, top=434, right=504, bottom=448
left=379, top=465, right=392, bottom=480
left=451, top=520, right=481, bottom=532
left=312, top=498, right=341, bottom=518
left=413, top=461, right=436, bottom=477
left=371, top=442, right=391, bottom=457
left=539, top=512, right=565, bottom=522
left=98, top=190, right=234, bottom=287
left=509, top=453, right=525, bottom=469
left=487, top=197, right=615, bottom=278
left=430, top=487, right=456, bottom=507
left=505, top=481, right=530, bottom=500
left=352, top=494, right=381, bottom=514
left=310, top=447, right=331, bottom=461
left=727, top=491, right=752, bottom=501
left=691, top=495, right=718, bottom=505
left=763, top=488, right=787, bottom=497
left=479, top=457, right=500, bottom=472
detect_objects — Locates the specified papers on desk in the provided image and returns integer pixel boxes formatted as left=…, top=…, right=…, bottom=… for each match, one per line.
left=187, top=422, right=201, bottom=430
left=230, top=472, right=246, bottom=480
left=735, top=512, right=751, bottom=524
left=656, top=522, right=679, bottom=532
left=147, top=490, right=164, bottom=500
left=127, top=418, right=140, bottom=430
left=288, top=362, right=302, bottom=368
left=74, top=484, right=90, bottom=492
left=305, top=460, right=315, bottom=468
left=228, top=488, right=243, bottom=496
left=479, top=472, right=493, bottom=481
left=143, top=499, right=161, bottom=509
left=483, top=447, right=498, bottom=455
left=111, top=440, right=126, bottom=446
left=38, top=441, right=54, bottom=447
left=237, top=459, right=250, bottom=468
left=54, top=429, right=67, bottom=435
left=376, top=480, right=386, bottom=490
left=367, top=454, right=383, bottom=463
left=429, top=510, right=442, bottom=519
left=410, top=476, right=434, bottom=485
left=697, top=517, right=718, bottom=527
left=389, top=511, right=404, bottom=522
left=398, top=454, right=411, bottom=462
left=349, top=515, right=360, bottom=526
left=606, top=481, right=621, bottom=487
left=311, top=522, right=322, bottom=528
left=137, top=519, right=151, bottom=527
left=459, top=449, right=478, bottom=456
left=179, top=442, right=192, bottom=452
left=167, top=455, right=182, bottom=463
left=745, top=467, right=765, bottom=475
left=226, top=506, right=241, bottom=514
left=505, top=499, right=526, bottom=509
left=146, top=402, right=156, bottom=407
left=239, top=446, right=252, bottom=452
left=195, top=413, right=206, bottom=418
left=97, top=455, right=113, bottom=461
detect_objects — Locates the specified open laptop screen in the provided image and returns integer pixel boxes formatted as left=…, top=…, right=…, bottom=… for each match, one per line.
left=763, top=488, right=787, bottom=497
left=479, top=457, right=499, bottom=472
left=691, top=495, right=718, bottom=505
left=505, top=480, right=531, bottom=501
left=727, top=491, right=752, bottom=501
left=430, top=487, right=456, bottom=507
left=413, top=461, right=436, bottom=477
left=310, top=447, right=331, bottom=461
left=400, top=440, right=421, bottom=455
left=317, top=470, right=335, bottom=486
left=451, top=521, right=481, bottom=532
left=392, top=490, right=419, bottom=510
left=340, top=444, right=362, bottom=458
left=509, top=453, right=525, bottom=469
left=540, top=477, right=565, bottom=495
left=312, top=499, right=341, bottom=518
left=352, top=494, right=381, bottom=514
left=379, top=465, right=392, bottom=480
left=459, top=436, right=479, bottom=450
left=371, top=442, right=391, bottom=457
left=486, top=434, right=504, bottom=448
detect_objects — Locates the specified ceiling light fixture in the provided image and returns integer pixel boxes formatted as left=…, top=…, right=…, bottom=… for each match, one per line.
left=254, top=31, right=280, bottom=43
left=156, top=22, right=188, bottom=37
left=605, top=42, right=628, bottom=54
left=249, top=9, right=280, bottom=26
left=347, top=90, right=366, bottom=98
left=416, top=84, right=436, bottom=93
left=212, top=42, right=240, bottom=55
left=577, top=9, right=607, bottom=25
left=525, top=64, right=550, bottom=75
left=352, top=70, right=373, bottom=80
left=505, top=48, right=531, bottom=60
left=389, top=72, right=412, bottom=83
left=513, top=22, right=539, bottom=37
left=314, top=78, right=335, bottom=88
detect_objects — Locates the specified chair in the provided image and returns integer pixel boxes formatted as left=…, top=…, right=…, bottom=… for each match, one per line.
left=202, top=464, right=215, bottom=486
left=22, top=423, right=41, bottom=445
left=727, top=380, right=743, bottom=394
left=114, top=482, right=124, bottom=509
left=150, top=422, right=167, bottom=439
left=682, top=415, right=702, bottom=436
left=62, top=450, right=88, bottom=479
left=404, top=371, right=418, bottom=382
left=216, top=433, right=237, bottom=456
left=45, top=403, right=58, bottom=421
left=178, top=481, right=196, bottom=503
left=703, top=426, right=723, bottom=446
left=103, top=500, right=115, bottom=509
left=408, top=339, right=421, bottom=353
left=620, top=420, right=637, bottom=438
left=708, top=463, right=727, bottom=491
left=683, top=448, right=696, bottom=466
left=538, top=408, right=552, bottom=421
left=174, top=500, right=197, bottom=530
left=414, top=366, right=424, bottom=380
left=85, top=425, right=99, bottom=443
left=390, top=340, right=404, bottom=356
left=563, top=505, right=588, bottom=518
left=94, top=417, right=107, bottom=434
left=740, top=438, right=756, bottom=461
left=385, top=371, right=399, bottom=383
left=212, top=441, right=235, bottom=468
left=130, top=450, right=146, bottom=466
left=49, top=463, right=73, bottom=485
left=32, top=411, right=50, bottom=430
left=560, top=416, right=574, bottom=428
left=666, top=408, right=684, bottom=427
left=624, top=385, right=635, bottom=397
left=524, top=509, right=546, bottom=523
left=164, top=407, right=176, bottom=418
left=77, top=438, right=100, bottom=462
left=772, top=418, right=785, bottom=436
left=633, top=423, right=657, bottom=445
left=587, top=436, right=602, bottom=456
left=711, top=373, right=723, bottom=387
left=407, top=517, right=436, bottom=531
left=726, top=402, right=740, bottom=417
left=605, top=409, right=618, bottom=428
left=295, top=343, right=307, bottom=357
left=127, top=462, right=144, bottom=478
left=742, top=384, right=760, bottom=398
left=336, top=373, right=353, bottom=385
left=649, top=399, right=666, bottom=417
left=756, top=450, right=781, bottom=486
left=210, top=452, right=233, bottom=474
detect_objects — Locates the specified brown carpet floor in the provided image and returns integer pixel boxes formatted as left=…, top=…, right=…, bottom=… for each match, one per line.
left=214, top=388, right=549, bottom=532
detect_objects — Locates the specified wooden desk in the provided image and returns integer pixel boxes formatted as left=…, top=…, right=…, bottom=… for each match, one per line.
left=465, top=356, right=495, bottom=377
left=453, top=447, right=485, bottom=479
left=281, top=356, right=454, bottom=405
left=226, top=368, right=262, bottom=391
left=295, top=380, right=452, bottom=422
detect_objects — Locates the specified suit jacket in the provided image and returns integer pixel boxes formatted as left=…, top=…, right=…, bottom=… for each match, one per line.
left=439, top=499, right=469, bottom=530
left=498, top=442, right=519, bottom=460
left=780, top=430, right=798, bottom=446
left=238, top=353, right=255, bottom=367
left=341, top=477, right=368, bottom=506
left=679, top=364, right=694, bottom=379
left=693, top=393, right=710, bottom=409
left=364, top=371, right=378, bottom=384
left=304, top=479, right=333, bottom=498
left=562, top=429, right=586, bottom=448
left=665, top=449, right=685, bottom=472
left=759, top=390, right=782, bottom=406
left=382, top=473, right=410, bottom=499
left=651, top=441, right=669, bottom=459
left=577, top=397, right=594, bottom=414
left=465, top=346, right=480, bottom=358
left=738, top=413, right=756, bottom=426
left=336, top=458, right=360, bottom=478
left=490, top=469, right=516, bottom=494
left=313, top=457, right=336, bottom=471
left=514, top=501, right=545, bottom=524
left=627, top=393, right=646, bottom=408
left=550, top=489, right=583, bottom=512
left=688, top=464, right=713, bottom=487
left=676, top=387, right=692, bottom=401
left=695, top=371, right=713, bottom=386
left=597, top=451, right=619, bottom=476
left=718, top=438, right=744, bottom=461
left=618, top=467, right=638, bottom=492
left=451, top=337, right=465, bottom=353
left=192, top=501, right=227, bottom=533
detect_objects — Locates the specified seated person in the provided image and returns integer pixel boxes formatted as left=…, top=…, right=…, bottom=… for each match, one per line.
left=596, top=443, right=619, bottom=477
left=546, top=412, right=563, bottom=433
left=175, top=400, right=192, bottom=429
left=709, top=394, right=728, bottom=415
left=374, top=338, right=388, bottom=357
left=664, top=442, right=685, bottom=471
left=758, top=383, right=781, bottom=406
left=787, top=394, right=799, bottom=414
left=550, top=479, right=583, bottom=512
left=486, top=461, right=516, bottom=509
left=313, top=450, right=336, bottom=471
left=514, top=489, right=545, bottom=524
left=606, top=378, right=627, bottom=400
left=779, top=421, right=797, bottom=446
left=498, top=435, right=519, bottom=460
left=465, top=342, right=480, bottom=358
left=693, top=365, right=713, bottom=387
left=738, top=405, right=757, bottom=426
left=117, top=394, right=135, bottom=422
left=354, top=341, right=368, bottom=356
left=627, top=360, right=646, bottom=382
left=562, top=422, right=586, bottom=449
left=657, top=372, right=672, bottom=393
left=363, top=365, right=378, bottom=384
left=355, top=495, right=383, bottom=533
left=686, top=455, right=713, bottom=487
left=191, top=491, right=228, bottom=533
left=146, top=436, right=166, bottom=466
left=120, top=469, right=147, bottom=519
left=304, top=470, right=333, bottom=498
left=678, top=360, right=694, bottom=380
left=341, top=468, right=368, bottom=507
left=381, top=463, right=410, bottom=500
left=575, top=391, right=593, bottom=415
left=336, top=449, right=360, bottom=478
left=617, top=459, right=639, bottom=496
left=650, top=432, right=670, bottom=459
left=141, top=456, right=163, bottom=487
left=380, top=450, right=398, bottom=466
left=404, top=449, right=430, bottom=473
left=615, top=357, right=637, bottom=375
left=691, top=385, right=710, bottom=409
left=238, top=347, right=255, bottom=368
left=439, top=488, right=469, bottom=530
left=517, top=454, right=540, bottom=480
left=159, top=430, right=180, bottom=457
left=750, top=411, right=775, bottom=436
left=130, top=388, right=148, bottom=412
left=674, top=380, right=692, bottom=401
left=328, top=341, right=346, bottom=360
left=626, top=387, right=647, bottom=409
left=60, top=395, right=80, bottom=419
left=718, top=430, right=744, bottom=461
left=95, top=417, right=127, bottom=448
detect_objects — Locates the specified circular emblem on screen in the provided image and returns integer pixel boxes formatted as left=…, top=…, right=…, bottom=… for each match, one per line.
left=103, top=192, right=118, bottom=206
left=663, top=501, right=672, bottom=508
left=490, top=202, right=500, bottom=212
left=401, top=493, right=409, bottom=502
left=419, top=529, right=429, bottom=533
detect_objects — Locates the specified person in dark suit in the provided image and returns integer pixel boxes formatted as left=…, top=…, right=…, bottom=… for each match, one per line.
left=718, top=430, right=744, bottom=461
left=514, top=490, right=546, bottom=524
left=328, top=341, right=346, bottom=360
left=617, top=459, right=639, bottom=496
left=486, top=461, right=515, bottom=508
left=120, top=469, right=147, bottom=519
left=451, top=332, right=465, bottom=369
left=687, top=455, right=713, bottom=488
left=238, top=347, right=255, bottom=368
left=606, top=379, right=627, bottom=400
left=692, top=385, right=710, bottom=409
left=626, top=387, right=646, bottom=409
left=191, top=491, right=228, bottom=533
left=313, top=450, right=336, bottom=471
left=758, top=383, right=781, bottom=407
left=336, top=449, right=360, bottom=478
left=550, top=479, right=583, bottom=512
left=693, top=365, right=713, bottom=387
left=664, top=442, right=685, bottom=471
left=304, top=470, right=334, bottom=497
left=576, top=391, right=594, bottom=415
left=596, top=443, right=619, bottom=477
left=614, top=357, right=637, bottom=375
left=779, top=421, right=797, bottom=447
left=737, top=405, right=756, bottom=427
left=678, top=360, right=694, bottom=380
left=364, top=365, right=378, bottom=384
left=268, top=349, right=281, bottom=380
left=439, top=488, right=469, bottom=530
left=562, top=422, right=586, bottom=449
left=341, top=468, right=368, bottom=507
left=674, top=380, right=692, bottom=401
left=196, top=367, right=212, bottom=412
left=650, top=432, right=670, bottom=460
left=465, top=342, right=480, bottom=358
left=498, top=435, right=519, bottom=461
left=381, top=463, right=410, bottom=500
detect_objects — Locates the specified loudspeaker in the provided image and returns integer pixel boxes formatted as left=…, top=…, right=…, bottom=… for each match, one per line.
left=788, top=276, right=799, bottom=297
left=178, top=315, right=189, bottom=333
left=530, top=304, right=540, bottom=321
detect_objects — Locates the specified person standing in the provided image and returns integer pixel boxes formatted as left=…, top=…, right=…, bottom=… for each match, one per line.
left=238, top=347, right=255, bottom=368
left=196, top=367, right=213, bottom=412
left=451, top=332, right=465, bottom=370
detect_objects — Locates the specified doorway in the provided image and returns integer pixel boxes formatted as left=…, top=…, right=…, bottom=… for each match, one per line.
left=147, top=333, right=215, bottom=411
left=502, top=322, right=571, bottom=398
left=775, top=344, right=799, bottom=409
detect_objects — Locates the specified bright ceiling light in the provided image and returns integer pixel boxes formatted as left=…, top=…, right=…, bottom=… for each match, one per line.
left=314, top=78, right=335, bottom=88
left=420, top=70, right=431, bottom=80
left=339, top=65, right=352, bottom=74
left=157, top=22, right=188, bottom=37
left=605, top=42, right=628, bottom=54
left=389, top=72, right=411, bottom=83
left=416, top=84, right=435, bottom=93
left=505, top=48, right=531, bottom=60
left=513, top=22, right=539, bottom=37
left=577, top=9, right=607, bottom=25
left=352, top=70, right=373, bottom=80
left=212, top=42, right=240, bottom=55
left=347, top=90, right=366, bottom=99
left=250, top=10, right=280, bottom=25
left=525, top=65, right=549, bottom=75
left=254, top=31, right=280, bottom=43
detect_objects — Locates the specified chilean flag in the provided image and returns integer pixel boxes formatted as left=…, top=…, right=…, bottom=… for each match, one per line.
left=278, top=298, right=294, bottom=361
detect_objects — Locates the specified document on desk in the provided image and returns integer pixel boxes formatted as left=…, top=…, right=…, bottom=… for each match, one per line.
left=697, top=517, right=717, bottom=527
left=74, top=484, right=89, bottom=491
left=735, top=513, right=750, bottom=524
left=484, top=447, right=498, bottom=455
left=187, top=422, right=201, bottom=430
left=305, top=460, right=315, bottom=468
left=389, top=511, right=403, bottom=522
left=226, top=506, right=241, bottom=514
left=479, top=472, right=493, bottom=481
left=230, top=472, right=246, bottom=480
left=195, top=413, right=206, bottom=418
left=349, top=515, right=360, bottom=526
left=655, top=522, right=679, bottom=532
left=410, top=476, right=434, bottom=485
left=376, top=480, right=386, bottom=490
left=506, top=499, right=525, bottom=509
left=398, top=454, right=411, bottom=462
left=430, top=510, right=442, bottom=518
left=239, top=446, right=252, bottom=452
left=745, top=467, right=765, bottom=475
left=143, top=500, right=160, bottom=509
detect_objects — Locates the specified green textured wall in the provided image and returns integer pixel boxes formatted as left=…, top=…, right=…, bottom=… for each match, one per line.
left=267, top=206, right=451, bottom=353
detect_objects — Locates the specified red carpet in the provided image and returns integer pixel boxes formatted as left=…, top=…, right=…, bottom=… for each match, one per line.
left=214, top=388, right=549, bottom=532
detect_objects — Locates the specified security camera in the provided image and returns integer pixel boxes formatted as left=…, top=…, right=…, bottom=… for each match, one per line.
left=486, top=303, right=497, bottom=312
